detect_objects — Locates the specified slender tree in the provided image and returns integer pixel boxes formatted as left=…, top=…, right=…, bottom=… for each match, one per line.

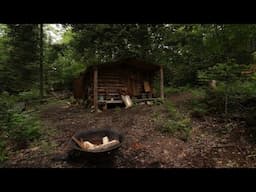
left=39, top=24, right=44, bottom=100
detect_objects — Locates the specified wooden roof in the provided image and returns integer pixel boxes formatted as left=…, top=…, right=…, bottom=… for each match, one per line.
left=84, top=58, right=161, bottom=74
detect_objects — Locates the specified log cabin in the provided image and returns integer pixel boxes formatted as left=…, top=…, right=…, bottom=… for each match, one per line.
left=73, top=58, right=164, bottom=111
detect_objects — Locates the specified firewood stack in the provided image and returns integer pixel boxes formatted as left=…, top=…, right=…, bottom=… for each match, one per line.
left=72, top=136, right=120, bottom=152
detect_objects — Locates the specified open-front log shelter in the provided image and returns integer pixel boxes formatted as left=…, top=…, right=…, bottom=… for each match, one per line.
left=73, top=58, right=164, bottom=110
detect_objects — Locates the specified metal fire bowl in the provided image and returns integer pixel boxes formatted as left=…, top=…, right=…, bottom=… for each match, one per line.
left=70, top=128, right=124, bottom=154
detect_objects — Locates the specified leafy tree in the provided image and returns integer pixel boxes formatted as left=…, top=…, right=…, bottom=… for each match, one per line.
left=71, top=24, right=165, bottom=64
left=0, top=24, right=10, bottom=92
left=198, top=59, right=246, bottom=116
left=4, top=24, right=41, bottom=93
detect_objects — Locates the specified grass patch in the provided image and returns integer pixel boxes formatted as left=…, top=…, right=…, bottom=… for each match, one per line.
left=164, top=86, right=206, bottom=105
left=0, top=91, right=42, bottom=162
left=190, top=88, right=206, bottom=98
left=186, top=98, right=209, bottom=118
left=164, top=86, right=196, bottom=95
left=39, top=140, right=58, bottom=155
left=7, top=112, right=41, bottom=149
left=162, top=118, right=192, bottom=141
left=0, top=140, right=7, bottom=163
left=114, top=106, right=122, bottom=112
left=157, top=100, right=192, bottom=141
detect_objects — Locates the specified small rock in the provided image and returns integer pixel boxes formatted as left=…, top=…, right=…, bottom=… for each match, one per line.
left=52, top=153, right=68, bottom=161
left=177, top=152, right=186, bottom=158
left=147, top=161, right=162, bottom=168
left=30, top=147, right=40, bottom=152
left=146, top=101, right=153, bottom=105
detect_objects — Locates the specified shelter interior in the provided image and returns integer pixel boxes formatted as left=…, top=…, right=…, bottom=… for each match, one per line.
left=73, top=58, right=164, bottom=110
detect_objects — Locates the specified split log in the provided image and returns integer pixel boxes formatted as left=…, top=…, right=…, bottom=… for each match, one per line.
left=102, top=136, right=109, bottom=144
left=87, top=140, right=120, bottom=152
left=72, top=136, right=120, bottom=152
left=72, top=136, right=85, bottom=149
left=121, top=95, right=133, bottom=108
left=83, top=141, right=95, bottom=150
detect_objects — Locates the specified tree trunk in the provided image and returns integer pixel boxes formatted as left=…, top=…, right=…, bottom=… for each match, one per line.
left=224, top=90, right=228, bottom=124
left=225, top=94, right=228, bottom=116
left=160, top=65, right=164, bottom=100
left=39, top=24, right=44, bottom=101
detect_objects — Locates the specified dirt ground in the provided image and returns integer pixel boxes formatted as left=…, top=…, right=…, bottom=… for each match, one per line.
left=4, top=93, right=256, bottom=168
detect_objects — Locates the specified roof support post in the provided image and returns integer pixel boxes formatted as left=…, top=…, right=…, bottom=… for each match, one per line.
left=93, top=67, right=98, bottom=112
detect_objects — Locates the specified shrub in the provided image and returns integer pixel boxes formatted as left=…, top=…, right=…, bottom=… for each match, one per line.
left=190, top=88, right=206, bottom=98
left=0, top=92, right=41, bottom=152
left=0, top=140, right=7, bottom=163
left=161, top=101, right=192, bottom=141
left=162, top=117, right=192, bottom=141
left=244, top=109, right=256, bottom=141
left=188, top=98, right=208, bottom=118
left=18, top=88, right=39, bottom=102
left=8, top=112, right=41, bottom=149
left=198, top=61, right=245, bottom=116
left=164, top=86, right=193, bottom=95
left=164, top=87, right=180, bottom=95
left=198, top=80, right=256, bottom=116
left=165, top=100, right=177, bottom=118
left=0, top=91, right=17, bottom=128
left=196, top=62, right=256, bottom=139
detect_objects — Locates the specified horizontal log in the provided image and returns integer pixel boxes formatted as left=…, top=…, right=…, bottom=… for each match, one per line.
left=98, top=82, right=125, bottom=85
left=99, top=100, right=123, bottom=104
left=133, top=98, right=161, bottom=102
left=99, top=71, right=124, bottom=74
left=98, top=76, right=121, bottom=79
left=98, top=80, right=124, bottom=83
left=98, top=74, right=122, bottom=77
left=98, top=86, right=125, bottom=89
left=97, top=89, right=120, bottom=92
left=98, top=86, right=125, bottom=90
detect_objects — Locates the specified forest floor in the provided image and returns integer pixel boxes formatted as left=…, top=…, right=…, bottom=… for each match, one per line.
left=4, top=91, right=256, bottom=168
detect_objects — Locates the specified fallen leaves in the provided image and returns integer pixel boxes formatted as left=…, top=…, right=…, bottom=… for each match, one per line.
left=5, top=96, right=256, bottom=168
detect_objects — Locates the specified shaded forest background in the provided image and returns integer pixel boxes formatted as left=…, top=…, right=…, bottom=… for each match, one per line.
left=1, top=24, right=256, bottom=162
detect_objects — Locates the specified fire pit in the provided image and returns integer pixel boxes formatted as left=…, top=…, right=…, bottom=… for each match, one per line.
left=67, top=128, right=124, bottom=163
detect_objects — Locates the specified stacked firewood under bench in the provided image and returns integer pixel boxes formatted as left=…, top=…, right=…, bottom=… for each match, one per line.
left=98, top=97, right=163, bottom=110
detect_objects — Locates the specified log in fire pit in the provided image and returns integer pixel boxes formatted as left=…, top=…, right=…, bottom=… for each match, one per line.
left=68, top=128, right=124, bottom=163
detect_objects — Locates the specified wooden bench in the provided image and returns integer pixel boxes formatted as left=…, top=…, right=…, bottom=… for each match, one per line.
left=98, top=99, right=123, bottom=110
left=99, top=100, right=123, bottom=104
